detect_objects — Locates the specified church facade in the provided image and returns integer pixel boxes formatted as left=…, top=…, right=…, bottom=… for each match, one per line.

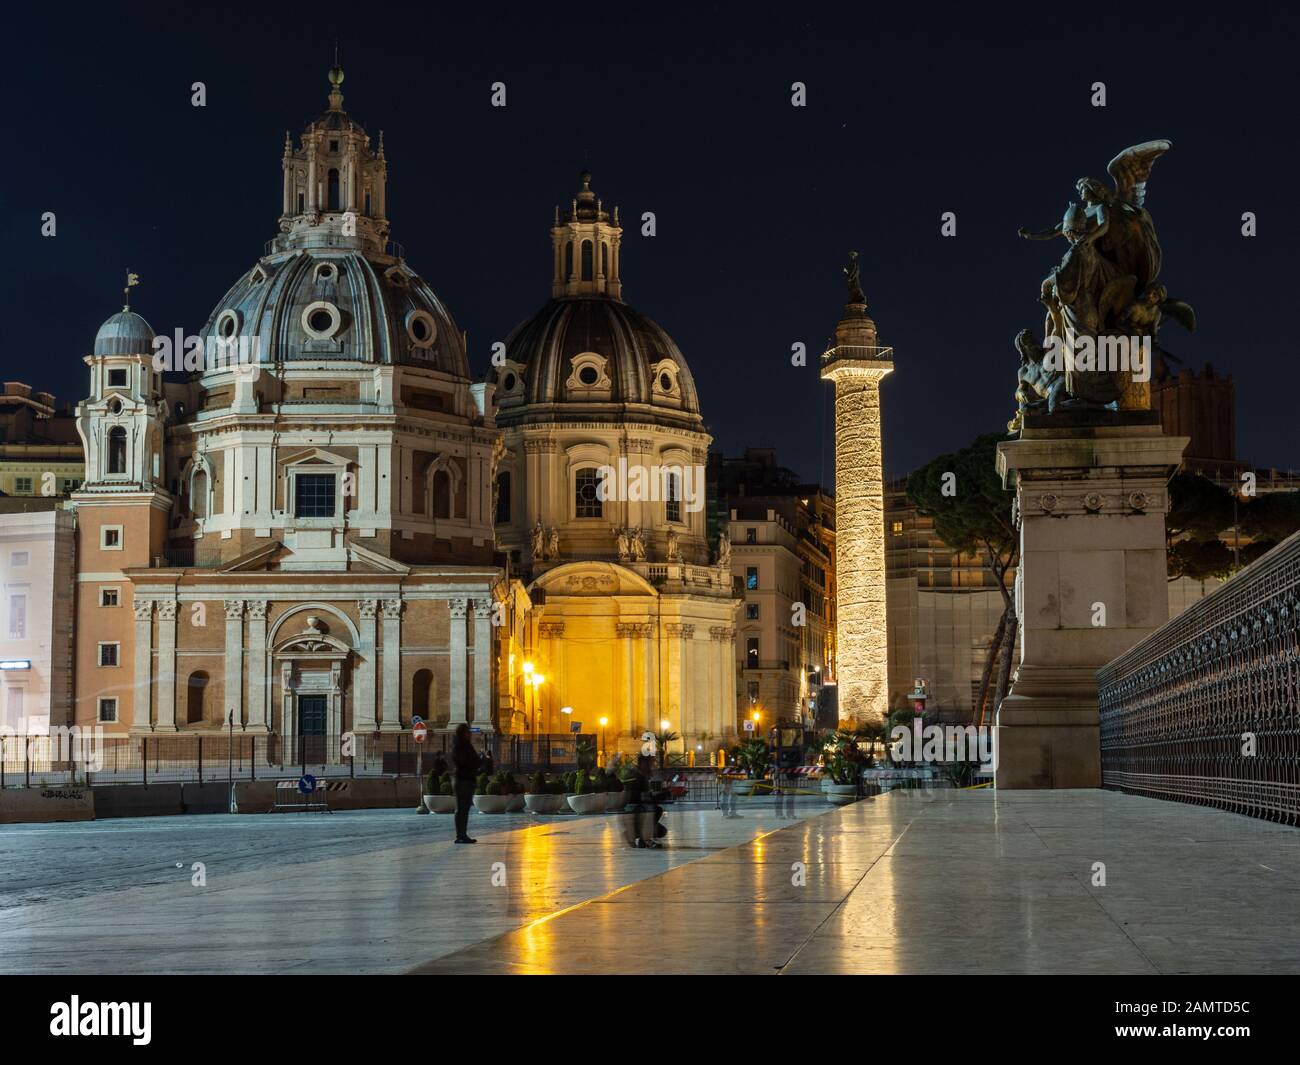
left=69, top=69, right=739, bottom=755
left=71, top=67, right=502, bottom=745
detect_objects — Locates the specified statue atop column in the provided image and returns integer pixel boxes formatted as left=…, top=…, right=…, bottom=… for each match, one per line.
left=1010, top=140, right=1195, bottom=429
left=843, top=250, right=867, bottom=305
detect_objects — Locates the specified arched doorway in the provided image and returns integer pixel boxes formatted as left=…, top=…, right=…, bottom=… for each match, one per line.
left=412, top=669, right=433, bottom=725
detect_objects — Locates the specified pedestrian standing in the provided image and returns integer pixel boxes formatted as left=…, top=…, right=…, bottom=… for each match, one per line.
left=452, top=723, right=480, bottom=844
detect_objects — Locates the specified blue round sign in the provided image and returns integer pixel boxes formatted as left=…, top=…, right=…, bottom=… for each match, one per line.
left=298, top=774, right=317, bottom=795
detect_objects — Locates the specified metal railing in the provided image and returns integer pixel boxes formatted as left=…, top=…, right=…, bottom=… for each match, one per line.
left=0, top=731, right=597, bottom=788
left=1098, top=529, right=1300, bottom=825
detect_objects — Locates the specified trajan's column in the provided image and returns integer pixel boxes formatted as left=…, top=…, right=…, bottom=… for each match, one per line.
left=821, top=253, right=893, bottom=727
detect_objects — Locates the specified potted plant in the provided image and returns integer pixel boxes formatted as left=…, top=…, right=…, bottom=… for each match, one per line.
left=496, top=770, right=525, bottom=811
left=566, top=769, right=606, bottom=814
left=603, top=767, right=625, bottom=812
left=423, top=770, right=456, bottom=814
left=732, top=739, right=769, bottom=795
left=820, top=729, right=869, bottom=805
left=524, top=771, right=565, bottom=814
left=473, top=772, right=513, bottom=814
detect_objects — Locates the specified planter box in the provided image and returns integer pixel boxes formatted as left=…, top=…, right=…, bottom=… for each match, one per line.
left=524, top=793, right=567, bottom=814
left=424, top=795, right=456, bottom=814
left=567, top=792, right=606, bottom=815
left=473, top=794, right=513, bottom=814
left=822, top=782, right=860, bottom=806
left=507, top=794, right=526, bottom=812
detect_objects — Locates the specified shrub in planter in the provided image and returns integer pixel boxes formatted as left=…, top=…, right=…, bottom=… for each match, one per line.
left=475, top=773, right=490, bottom=795
left=527, top=771, right=548, bottom=794
left=422, top=769, right=440, bottom=796
left=486, top=780, right=503, bottom=796
left=440, top=775, right=454, bottom=797
left=567, top=770, right=607, bottom=814
left=574, top=770, right=592, bottom=795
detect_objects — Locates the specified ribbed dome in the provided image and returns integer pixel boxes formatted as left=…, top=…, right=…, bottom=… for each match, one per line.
left=93, top=310, right=155, bottom=356
left=198, top=248, right=467, bottom=378
left=495, top=296, right=702, bottom=429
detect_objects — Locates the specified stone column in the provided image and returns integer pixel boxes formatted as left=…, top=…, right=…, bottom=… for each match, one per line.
left=820, top=304, right=893, bottom=728
left=131, top=598, right=154, bottom=733
left=994, top=416, right=1188, bottom=788
left=354, top=599, right=379, bottom=733
left=471, top=599, right=494, bottom=730
left=155, top=600, right=178, bottom=731
left=448, top=598, right=468, bottom=725
left=380, top=599, right=403, bottom=731
left=246, top=601, right=269, bottom=732
left=223, top=600, right=244, bottom=728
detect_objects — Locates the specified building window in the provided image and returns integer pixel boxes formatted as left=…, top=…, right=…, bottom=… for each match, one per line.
left=108, top=426, right=128, bottom=474
left=327, top=168, right=340, bottom=211
left=294, top=473, right=336, bottom=518
left=59, top=478, right=81, bottom=493
left=100, top=587, right=120, bottom=607
left=747, top=681, right=759, bottom=705
left=495, top=472, right=511, bottom=524
left=575, top=467, right=603, bottom=519
left=7, top=594, right=26, bottom=640
left=581, top=239, right=593, bottom=281
left=99, top=643, right=120, bottom=667
left=186, top=671, right=209, bottom=725
left=665, top=471, right=681, bottom=523
left=746, top=637, right=759, bottom=666
left=9, top=551, right=29, bottom=567
left=891, top=520, right=904, bottom=536
left=14, top=477, right=32, bottom=494
left=431, top=469, right=452, bottom=520
left=107, top=368, right=128, bottom=388
left=98, top=697, right=118, bottom=723
left=745, top=566, right=758, bottom=591
left=746, top=603, right=759, bottom=620
left=101, top=525, right=123, bottom=550
left=745, top=527, right=757, bottom=544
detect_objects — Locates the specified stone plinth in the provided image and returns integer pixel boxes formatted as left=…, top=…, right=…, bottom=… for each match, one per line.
left=994, top=414, right=1186, bottom=788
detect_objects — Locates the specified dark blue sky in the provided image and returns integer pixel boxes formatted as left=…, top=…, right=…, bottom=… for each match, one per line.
left=6, top=4, right=1296, bottom=484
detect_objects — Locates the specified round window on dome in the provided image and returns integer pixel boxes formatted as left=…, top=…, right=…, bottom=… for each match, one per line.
left=107, top=398, right=122, bottom=415
left=659, top=372, right=673, bottom=392
left=216, top=310, right=240, bottom=339
left=503, top=373, right=517, bottom=391
left=301, top=301, right=342, bottom=340
left=578, top=365, right=600, bottom=386
left=314, top=262, right=339, bottom=283
left=405, top=310, right=437, bottom=350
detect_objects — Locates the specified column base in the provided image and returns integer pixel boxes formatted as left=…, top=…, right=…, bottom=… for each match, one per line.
left=994, top=666, right=1100, bottom=789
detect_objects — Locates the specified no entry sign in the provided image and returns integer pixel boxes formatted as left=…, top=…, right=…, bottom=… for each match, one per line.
left=413, top=723, right=428, bottom=743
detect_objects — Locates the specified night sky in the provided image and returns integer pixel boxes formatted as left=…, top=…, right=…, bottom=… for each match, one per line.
left=7, top=4, right=1297, bottom=486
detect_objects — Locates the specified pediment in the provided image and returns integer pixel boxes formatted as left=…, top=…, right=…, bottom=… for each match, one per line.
left=529, top=560, right=656, bottom=598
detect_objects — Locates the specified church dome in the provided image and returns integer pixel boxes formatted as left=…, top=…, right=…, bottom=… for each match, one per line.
left=193, top=65, right=467, bottom=381
left=496, top=297, right=702, bottom=428
left=493, top=171, right=702, bottom=431
left=94, top=310, right=155, bottom=356
left=198, top=249, right=467, bottom=378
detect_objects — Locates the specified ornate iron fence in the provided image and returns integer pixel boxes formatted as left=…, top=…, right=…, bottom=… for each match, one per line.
left=1098, top=529, right=1300, bottom=825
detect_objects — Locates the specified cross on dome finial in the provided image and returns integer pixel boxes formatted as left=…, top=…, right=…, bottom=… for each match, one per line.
left=327, top=48, right=345, bottom=110
left=123, top=269, right=140, bottom=313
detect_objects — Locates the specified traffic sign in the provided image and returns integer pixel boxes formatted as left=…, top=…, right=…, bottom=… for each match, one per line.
left=413, top=722, right=428, bottom=743
left=743, top=720, right=755, bottom=732
left=298, top=774, right=317, bottom=794
left=411, top=715, right=424, bottom=726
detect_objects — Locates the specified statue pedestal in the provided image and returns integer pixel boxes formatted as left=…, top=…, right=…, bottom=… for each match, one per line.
left=994, top=413, right=1186, bottom=789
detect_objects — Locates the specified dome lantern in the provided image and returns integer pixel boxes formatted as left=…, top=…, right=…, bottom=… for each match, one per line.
left=551, top=170, right=623, bottom=300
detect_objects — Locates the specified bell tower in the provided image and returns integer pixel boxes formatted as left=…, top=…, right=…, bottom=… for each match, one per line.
left=551, top=170, right=623, bottom=300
